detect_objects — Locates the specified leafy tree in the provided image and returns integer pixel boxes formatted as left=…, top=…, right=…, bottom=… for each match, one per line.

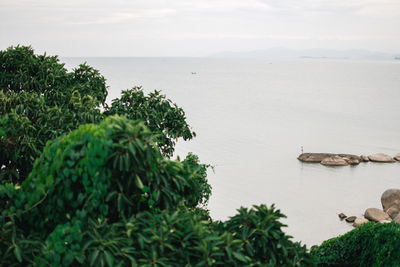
left=0, top=46, right=195, bottom=184
left=0, top=46, right=106, bottom=183
left=0, top=46, right=315, bottom=266
left=105, top=87, right=195, bottom=157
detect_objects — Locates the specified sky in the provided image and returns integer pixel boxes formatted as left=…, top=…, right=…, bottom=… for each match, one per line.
left=1, top=0, right=400, bottom=56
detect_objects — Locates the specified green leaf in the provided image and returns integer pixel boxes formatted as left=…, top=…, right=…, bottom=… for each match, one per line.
left=104, top=251, right=114, bottom=267
left=14, top=245, right=22, bottom=262
left=135, top=175, right=144, bottom=189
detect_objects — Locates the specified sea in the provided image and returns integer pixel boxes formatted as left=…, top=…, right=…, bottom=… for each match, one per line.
left=63, top=57, right=400, bottom=246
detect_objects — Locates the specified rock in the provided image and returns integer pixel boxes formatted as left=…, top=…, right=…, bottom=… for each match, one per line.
left=394, top=153, right=400, bottom=161
left=347, top=158, right=360, bottom=165
left=379, top=220, right=392, bottom=223
left=298, top=153, right=336, bottom=163
left=345, top=216, right=357, bottom=223
left=353, top=217, right=369, bottom=227
left=338, top=154, right=362, bottom=163
left=338, top=213, right=347, bottom=219
left=394, top=213, right=400, bottom=223
left=364, top=208, right=390, bottom=222
left=368, top=153, right=395, bottom=163
left=360, top=155, right=369, bottom=162
left=321, top=156, right=349, bottom=166
left=386, top=206, right=400, bottom=219
left=381, top=189, right=400, bottom=212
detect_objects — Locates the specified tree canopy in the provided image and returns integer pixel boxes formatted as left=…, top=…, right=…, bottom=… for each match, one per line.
left=0, top=46, right=315, bottom=266
left=0, top=46, right=195, bottom=184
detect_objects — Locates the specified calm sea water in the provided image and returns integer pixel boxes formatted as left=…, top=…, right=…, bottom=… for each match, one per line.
left=63, top=57, right=400, bottom=246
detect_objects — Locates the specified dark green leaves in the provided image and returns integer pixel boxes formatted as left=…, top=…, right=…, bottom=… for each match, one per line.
left=105, top=87, right=195, bottom=157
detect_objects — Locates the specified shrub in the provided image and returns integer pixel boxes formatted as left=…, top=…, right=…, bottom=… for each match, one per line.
left=222, top=205, right=314, bottom=266
left=311, top=222, right=400, bottom=267
left=16, top=116, right=209, bottom=233
left=0, top=116, right=313, bottom=266
left=37, top=206, right=313, bottom=266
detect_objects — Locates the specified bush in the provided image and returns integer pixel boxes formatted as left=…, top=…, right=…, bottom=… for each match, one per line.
left=0, top=116, right=313, bottom=266
left=311, top=222, right=400, bottom=267
left=16, top=116, right=209, bottom=234
left=36, top=206, right=313, bottom=266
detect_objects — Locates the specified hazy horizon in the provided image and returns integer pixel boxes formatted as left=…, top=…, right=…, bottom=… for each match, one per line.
left=1, top=0, right=400, bottom=57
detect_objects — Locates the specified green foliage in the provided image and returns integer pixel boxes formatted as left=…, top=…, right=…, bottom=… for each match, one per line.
left=311, top=222, right=400, bottom=267
left=0, top=46, right=195, bottom=184
left=0, top=45, right=107, bottom=104
left=0, top=46, right=106, bottom=184
left=0, top=90, right=103, bottom=183
left=15, top=116, right=208, bottom=234
left=0, top=116, right=312, bottom=266
left=37, top=206, right=313, bottom=266
left=222, top=205, right=314, bottom=266
left=105, top=87, right=195, bottom=157
left=0, top=46, right=315, bottom=266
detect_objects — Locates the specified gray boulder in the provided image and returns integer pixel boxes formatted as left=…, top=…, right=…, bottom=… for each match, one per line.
left=353, top=217, right=369, bottom=227
left=360, top=155, right=369, bottom=162
left=321, top=156, right=348, bottom=166
left=394, top=213, right=400, bottom=223
left=381, top=189, right=400, bottom=212
left=368, top=153, right=395, bottom=163
left=298, top=153, right=336, bottom=163
left=386, top=206, right=400, bottom=219
left=364, top=208, right=390, bottom=222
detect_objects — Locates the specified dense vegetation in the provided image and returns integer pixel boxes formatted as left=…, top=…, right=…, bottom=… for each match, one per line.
left=0, top=46, right=194, bottom=184
left=0, top=46, right=316, bottom=266
left=311, top=222, right=400, bottom=266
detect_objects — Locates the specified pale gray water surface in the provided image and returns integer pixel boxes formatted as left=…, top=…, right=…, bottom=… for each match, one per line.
left=63, top=57, right=400, bottom=246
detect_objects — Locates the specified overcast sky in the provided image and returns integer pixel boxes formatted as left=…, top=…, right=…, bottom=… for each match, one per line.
left=1, top=0, right=399, bottom=56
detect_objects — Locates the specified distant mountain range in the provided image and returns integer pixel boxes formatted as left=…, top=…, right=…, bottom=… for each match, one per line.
left=210, top=48, right=400, bottom=60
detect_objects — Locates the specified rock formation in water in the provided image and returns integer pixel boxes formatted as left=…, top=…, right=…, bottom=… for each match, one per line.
left=368, top=153, right=395, bottom=163
left=298, top=153, right=361, bottom=166
left=298, top=152, right=400, bottom=166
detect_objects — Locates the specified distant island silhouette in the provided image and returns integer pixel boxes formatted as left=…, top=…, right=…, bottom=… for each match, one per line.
left=210, top=47, right=399, bottom=60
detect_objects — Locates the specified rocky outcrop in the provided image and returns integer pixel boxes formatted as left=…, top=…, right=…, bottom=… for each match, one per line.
left=340, top=189, right=400, bottom=228
left=321, top=156, right=348, bottom=166
left=364, top=208, right=390, bottom=222
left=298, top=153, right=361, bottom=164
left=381, top=189, right=400, bottom=212
left=353, top=217, right=369, bottom=227
left=368, top=153, right=395, bottom=163
left=298, top=153, right=337, bottom=163
left=394, top=153, right=400, bottom=161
